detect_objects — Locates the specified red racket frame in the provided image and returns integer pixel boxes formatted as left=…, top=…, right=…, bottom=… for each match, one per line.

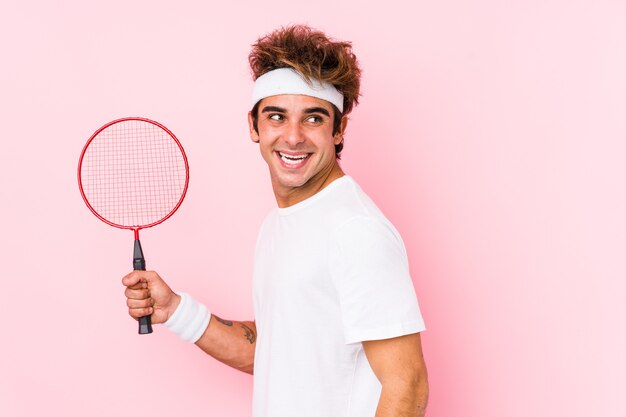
left=77, top=117, right=190, bottom=239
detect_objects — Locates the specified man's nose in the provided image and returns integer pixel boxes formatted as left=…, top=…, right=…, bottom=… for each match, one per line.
left=283, top=121, right=305, bottom=147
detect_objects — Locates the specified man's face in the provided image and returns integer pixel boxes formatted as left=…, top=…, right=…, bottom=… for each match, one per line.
left=249, top=94, right=345, bottom=202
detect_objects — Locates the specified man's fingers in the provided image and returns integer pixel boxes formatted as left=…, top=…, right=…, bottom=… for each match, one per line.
left=121, top=270, right=170, bottom=323
left=122, top=270, right=155, bottom=287
left=125, top=287, right=150, bottom=300
left=128, top=306, right=154, bottom=319
left=127, top=282, right=146, bottom=290
left=121, top=272, right=144, bottom=288
left=127, top=297, right=154, bottom=309
left=122, top=271, right=141, bottom=287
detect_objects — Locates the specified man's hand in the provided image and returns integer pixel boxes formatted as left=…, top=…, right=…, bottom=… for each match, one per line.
left=363, top=332, right=428, bottom=417
left=122, top=271, right=180, bottom=325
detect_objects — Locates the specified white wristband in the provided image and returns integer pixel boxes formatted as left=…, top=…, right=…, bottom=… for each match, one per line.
left=164, top=293, right=211, bottom=343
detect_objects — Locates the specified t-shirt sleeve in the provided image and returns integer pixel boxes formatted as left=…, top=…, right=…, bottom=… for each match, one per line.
left=329, top=216, right=426, bottom=344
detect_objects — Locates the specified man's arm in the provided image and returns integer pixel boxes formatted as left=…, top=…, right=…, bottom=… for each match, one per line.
left=362, top=332, right=428, bottom=417
left=194, top=315, right=256, bottom=374
left=123, top=270, right=256, bottom=374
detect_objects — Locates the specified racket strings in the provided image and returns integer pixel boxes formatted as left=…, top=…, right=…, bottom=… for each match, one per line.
left=80, top=120, right=187, bottom=227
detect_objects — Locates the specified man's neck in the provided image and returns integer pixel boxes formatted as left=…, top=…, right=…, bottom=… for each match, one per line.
left=272, top=163, right=345, bottom=208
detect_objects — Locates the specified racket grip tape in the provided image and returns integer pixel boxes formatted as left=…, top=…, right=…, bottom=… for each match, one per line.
left=133, top=239, right=153, bottom=335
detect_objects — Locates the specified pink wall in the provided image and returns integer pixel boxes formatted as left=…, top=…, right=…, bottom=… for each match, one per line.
left=1, top=1, right=624, bottom=416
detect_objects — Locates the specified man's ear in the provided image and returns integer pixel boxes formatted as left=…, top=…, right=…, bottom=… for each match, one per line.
left=334, top=116, right=349, bottom=145
left=248, top=111, right=260, bottom=143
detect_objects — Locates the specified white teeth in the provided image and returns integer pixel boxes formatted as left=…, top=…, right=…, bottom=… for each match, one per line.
left=279, top=152, right=308, bottom=163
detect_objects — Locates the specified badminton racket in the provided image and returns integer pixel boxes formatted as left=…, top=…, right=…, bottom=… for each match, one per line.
left=78, top=117, right=189, bottom=334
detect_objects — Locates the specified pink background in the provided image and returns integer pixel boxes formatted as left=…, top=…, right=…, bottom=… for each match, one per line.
left=1, top=1, right=624, bottom=416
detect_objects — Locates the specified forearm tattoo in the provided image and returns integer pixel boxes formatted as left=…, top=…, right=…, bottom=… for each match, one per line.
left=214, top=315, right=233, bottom=326
left=214, top=315, right=255, bottom=344
left=240, top=323, right=256, bottom=344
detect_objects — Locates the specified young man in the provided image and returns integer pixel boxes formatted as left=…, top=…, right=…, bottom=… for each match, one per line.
left=123, top=25, right=428, bottom=417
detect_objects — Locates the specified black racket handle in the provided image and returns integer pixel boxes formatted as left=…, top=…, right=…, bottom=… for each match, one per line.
left=133, top=239, right=153, bottom=335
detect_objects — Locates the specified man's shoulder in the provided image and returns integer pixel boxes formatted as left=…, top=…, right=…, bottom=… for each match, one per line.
left=324, top=176, right=391, bottom=228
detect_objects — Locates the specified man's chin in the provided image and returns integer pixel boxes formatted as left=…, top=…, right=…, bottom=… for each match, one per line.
left=270, top=170, right=312, bottom=188
left=276, top=177, right=309, bottom=189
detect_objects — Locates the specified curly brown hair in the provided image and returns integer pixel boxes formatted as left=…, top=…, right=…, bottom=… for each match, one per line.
left=248, top=25, right=362, bottom=157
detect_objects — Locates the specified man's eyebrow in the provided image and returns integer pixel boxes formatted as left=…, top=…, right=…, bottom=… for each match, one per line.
left=261, top=106, right=286, bottom=113
left=303, top=107, right=331, bottom=117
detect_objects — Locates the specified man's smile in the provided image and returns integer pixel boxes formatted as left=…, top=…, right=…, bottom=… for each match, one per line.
left=276, top=151, right=311, bottom=168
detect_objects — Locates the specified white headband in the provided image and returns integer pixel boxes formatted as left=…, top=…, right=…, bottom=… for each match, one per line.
left=251, top=68, right=344, bottom=112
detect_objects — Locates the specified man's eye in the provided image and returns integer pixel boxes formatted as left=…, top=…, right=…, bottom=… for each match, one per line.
left=269, top=114, right=283, bottom=121
left=306, top=116, right=322, bottom=123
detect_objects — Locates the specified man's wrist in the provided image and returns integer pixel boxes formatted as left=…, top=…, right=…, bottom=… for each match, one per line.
left=164, top=293, right=211, bottom=343
left=165, top=293, right=182, bottom=321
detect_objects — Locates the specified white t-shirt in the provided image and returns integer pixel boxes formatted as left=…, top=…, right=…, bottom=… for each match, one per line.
left=252, top=176, right=425, bottom=417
